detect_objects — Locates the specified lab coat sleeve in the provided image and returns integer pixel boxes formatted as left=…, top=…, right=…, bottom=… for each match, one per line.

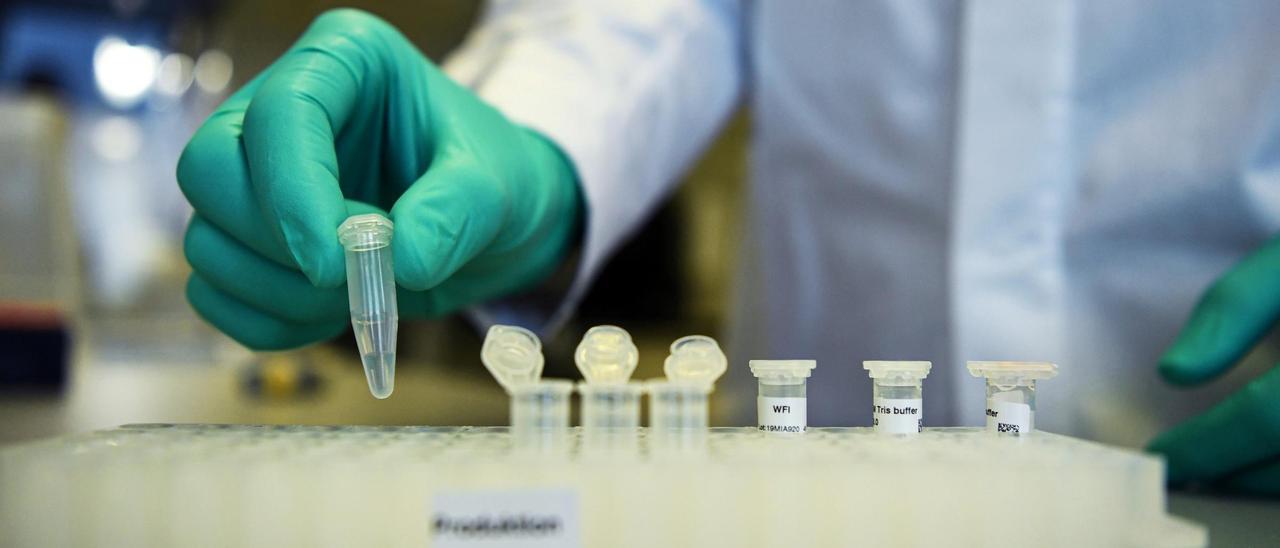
left=443, top=0, right=745, bottom=334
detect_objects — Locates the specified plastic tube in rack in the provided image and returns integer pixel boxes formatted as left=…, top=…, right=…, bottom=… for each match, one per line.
left=574, top=326, right=642, bottom=440
left=863, top=361, right=931, bottom=435
left=748, top=360, right=817, bottom=434
left=645, top=336, right=726, bottom=452
left=479, top=325, right=572, bottom=450
left=510, top=380, right=573, bottom=450
left=967, top=361, right=1058, bottom=435
left=647, top=380, right=711, bottom=430
left=509, top=380, right=573, bottom=429
left=649, top=335, right=727, bottom=431
left=338, top=214, right=398, bottom=399
left=578, top=382, right=643, bottom=428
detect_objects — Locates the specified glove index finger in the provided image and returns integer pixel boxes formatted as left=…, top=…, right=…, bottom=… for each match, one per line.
left=1159, top=234, right=1280, bottom=386
left=1149, top=364, right=1280, bottom=486
left=239, top=10, right=399, bottom=288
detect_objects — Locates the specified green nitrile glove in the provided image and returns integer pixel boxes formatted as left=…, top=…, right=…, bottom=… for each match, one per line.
left=1149, top=234, right=1280, bottom=494
left=176, top=9, right=581, bottom=350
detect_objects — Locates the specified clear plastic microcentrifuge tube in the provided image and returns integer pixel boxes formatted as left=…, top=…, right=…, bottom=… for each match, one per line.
left=509, top=380, right=573, bottom=448
left=649, top=335, right=727, bottom=434
left=338, top=214, right=398, bottom=399
left=509, top=380, right=572, bottom=429
left=575, top=326, right=642, bottom=449
left=646, top=380, right=711, bottom=455
left=967, top=361, right=1058, bottom=435
left=578, top=383, right=643, bottom=429
left=748, top=360, right=817, bottom=434
left=863, top=361, right=931, bottom=436
left=647, top=381, right=710, bottom=431
left=480, top=325, right=571, bottom=449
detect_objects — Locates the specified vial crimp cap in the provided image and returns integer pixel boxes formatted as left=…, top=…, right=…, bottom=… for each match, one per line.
left=663, top=335, right=727, bottom=387
left=863, top=360, right=932, bottom=381
left=966, top=361, right=1058, bottom=381
left=575, top=325, right=639, bottom=384
left=481, top=325, right=545, bottom=392
left=748, top=359, right=817, bottom=384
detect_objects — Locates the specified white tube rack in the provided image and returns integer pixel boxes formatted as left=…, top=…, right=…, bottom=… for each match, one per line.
left=0, top=425, right=1204, bottom=547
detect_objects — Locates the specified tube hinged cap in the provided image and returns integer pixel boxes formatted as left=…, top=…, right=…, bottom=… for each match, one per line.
left=967, top=361, right=1058, bottom=380
left=863, top=360, right=932, bottom=380
left=574, top=325, right=639, bottom=384
left=338, top=213, right=394, bottom=250
left=749, top=359, right=817, bottom=384
left=481, top=325, right=544, bottom=392
left=663, top=335, right=727, bottom=386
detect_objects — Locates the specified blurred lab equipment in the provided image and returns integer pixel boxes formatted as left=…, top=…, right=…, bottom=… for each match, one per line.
left=0, top=95, right=77, bottom=389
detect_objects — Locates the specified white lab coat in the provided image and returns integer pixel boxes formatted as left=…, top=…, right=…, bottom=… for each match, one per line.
left=447, top=0, right=1280, bottom=446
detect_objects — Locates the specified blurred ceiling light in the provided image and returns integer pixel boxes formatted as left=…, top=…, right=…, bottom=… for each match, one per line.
left=91, top=115, right=143, bottom=162
left=155, top=53, right=195, bottom=97
left=194, top=50, right=234, bottom=95
left=93, top=36, right=161, bottom=109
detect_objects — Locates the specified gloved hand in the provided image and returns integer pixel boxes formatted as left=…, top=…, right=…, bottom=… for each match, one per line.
left=176, top=9, right=581, bottom=350
left=1149, top=234, right=1280, bottom=494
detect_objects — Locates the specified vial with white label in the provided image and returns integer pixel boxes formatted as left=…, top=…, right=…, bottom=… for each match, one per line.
left=863, top=361, right=931, bottom=436
left=967, top=361, right=1058, bottom=435
left=749, top=360, right=817, bottom=435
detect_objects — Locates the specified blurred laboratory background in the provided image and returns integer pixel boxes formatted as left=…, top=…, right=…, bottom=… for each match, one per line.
left=0, top=0, right=748, bottom=444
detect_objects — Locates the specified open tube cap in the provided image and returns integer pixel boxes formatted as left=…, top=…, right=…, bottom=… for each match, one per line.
left=863, top=360, right=932, bottom=380
left=480, top=325, right=545, bottom=392
left=575, top=325, right=639, bottom=384
left=966, top=361, right=1058, bottom=380
left=663, top=335, right=727, bottom=386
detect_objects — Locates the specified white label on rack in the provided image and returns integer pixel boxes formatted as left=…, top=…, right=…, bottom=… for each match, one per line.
left=872, top=398, right=922, bottom=434
left=758, top=396, right=807, bottom=433
left=988, top=400, right=1032, bottom=434
left=431, top=488, right=580, bottom=548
